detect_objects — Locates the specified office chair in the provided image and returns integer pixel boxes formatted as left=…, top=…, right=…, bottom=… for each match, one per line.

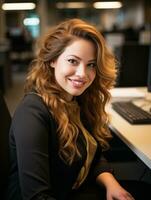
left=0, top=91, right=11, bottom=198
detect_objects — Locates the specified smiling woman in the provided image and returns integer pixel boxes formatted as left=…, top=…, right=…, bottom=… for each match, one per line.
left=50, top=38, right=96, bottom=100
left=5, top=18, right=139, bottom=200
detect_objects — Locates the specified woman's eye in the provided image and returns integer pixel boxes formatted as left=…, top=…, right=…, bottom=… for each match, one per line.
left=68, top=59, right=78, bottom=65
left=87, top=63, right=96, bottom=68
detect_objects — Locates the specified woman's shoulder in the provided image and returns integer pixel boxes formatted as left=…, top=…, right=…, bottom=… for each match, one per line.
left=20, top=92, right=47, bottom=110
left=23, top=92, right=45, bottom=107
left=13, top=92, right=53, bottom=122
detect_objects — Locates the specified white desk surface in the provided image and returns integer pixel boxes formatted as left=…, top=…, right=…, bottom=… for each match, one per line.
left=108, top=87, right=151, bottom=169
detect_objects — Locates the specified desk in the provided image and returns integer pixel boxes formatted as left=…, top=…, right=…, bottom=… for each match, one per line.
left=108, top=87, right=151, bottom=169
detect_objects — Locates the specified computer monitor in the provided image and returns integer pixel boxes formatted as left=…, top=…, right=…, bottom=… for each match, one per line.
left=115, top=44, right=150, bottom=87
left=147, top=45, right=151, bottom=92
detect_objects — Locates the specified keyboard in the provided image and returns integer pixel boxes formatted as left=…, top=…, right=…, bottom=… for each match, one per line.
left=112, top=101, right=151, bottom=124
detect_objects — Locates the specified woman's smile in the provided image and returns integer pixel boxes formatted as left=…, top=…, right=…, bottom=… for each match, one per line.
left=51, top=38, right=96, bottom=100
left=68, top=77, right=86, bottom=88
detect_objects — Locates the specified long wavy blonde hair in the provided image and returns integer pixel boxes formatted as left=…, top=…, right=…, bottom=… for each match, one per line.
left=25, top=18, right=117, bottom=165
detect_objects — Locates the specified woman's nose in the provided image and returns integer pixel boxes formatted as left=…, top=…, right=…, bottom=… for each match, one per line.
left=75, top=64, right=86, bottom=77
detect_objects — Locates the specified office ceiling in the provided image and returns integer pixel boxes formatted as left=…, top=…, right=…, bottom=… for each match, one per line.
left=3, top=0, right=37, bottom=3
left=3, top=0, right=149, bottom=3
left=3, top=0, right=150, bottom=8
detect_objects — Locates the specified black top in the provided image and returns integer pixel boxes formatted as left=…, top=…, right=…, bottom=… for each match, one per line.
left=6, top=93, right=112, bottom=200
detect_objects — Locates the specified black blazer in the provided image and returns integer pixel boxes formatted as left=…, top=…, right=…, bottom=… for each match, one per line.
left=6, top=93, right=112, bottom=200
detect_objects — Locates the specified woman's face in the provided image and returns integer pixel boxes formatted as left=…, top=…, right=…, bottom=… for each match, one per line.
left=51, top=38, right=96, bottom=101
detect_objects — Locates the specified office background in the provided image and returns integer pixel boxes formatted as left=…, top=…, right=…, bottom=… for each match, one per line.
left=0, top=0, right=151, bottom=186
left=0, top=0, right=151, bottom=94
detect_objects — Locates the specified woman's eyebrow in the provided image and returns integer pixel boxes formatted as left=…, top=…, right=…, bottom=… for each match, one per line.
left=67, top=55, right=81, bottom=60
left=67, top=55, right=96, bottom=62
left=88, top=59, right=96, bottom=62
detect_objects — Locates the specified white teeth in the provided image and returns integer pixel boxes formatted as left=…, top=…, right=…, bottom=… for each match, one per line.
left=73, top=80, right=83, bottom=84
left=70, top=79, right=85, bottom=87
left=74, top=80, right=83, bottom=83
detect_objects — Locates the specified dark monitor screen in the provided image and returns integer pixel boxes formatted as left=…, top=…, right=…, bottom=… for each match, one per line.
left=115, top=44, right=150, bottom=87
left=147, top=46, right=151, bottom=92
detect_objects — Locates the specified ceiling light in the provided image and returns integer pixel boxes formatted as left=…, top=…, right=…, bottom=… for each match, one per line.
left=2, top=3, right=36, bottom=10
left=23, top=17, right=40, bottom=26
left=56, top=2, right=88, bottom=9
left=93, top=1, right=122, bottom=9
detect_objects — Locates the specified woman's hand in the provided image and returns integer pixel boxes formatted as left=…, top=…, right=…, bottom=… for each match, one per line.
left=106, top=182, right=135, bottom=200
left=96, top=172, right=135, bottom=200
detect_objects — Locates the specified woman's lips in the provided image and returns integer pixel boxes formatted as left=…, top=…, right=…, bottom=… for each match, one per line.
left=68, top=78, right=86, bottom=88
